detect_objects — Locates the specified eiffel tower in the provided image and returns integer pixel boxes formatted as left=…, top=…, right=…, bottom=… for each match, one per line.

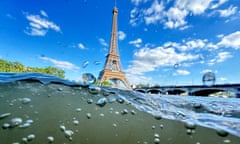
left=98, top=4, right=131, bottom=89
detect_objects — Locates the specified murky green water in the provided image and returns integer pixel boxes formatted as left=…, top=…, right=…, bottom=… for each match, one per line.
left=0, top=79, right=239, bottom=144
left=0, top=73, right=240, bottom=144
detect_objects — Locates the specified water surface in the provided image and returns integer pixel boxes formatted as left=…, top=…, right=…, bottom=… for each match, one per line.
left=0, top=73, right=239, bottom=144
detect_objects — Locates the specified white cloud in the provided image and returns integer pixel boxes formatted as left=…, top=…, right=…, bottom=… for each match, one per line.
left=40, top=56, right=79, bottom=70
left=217, top=31, right=240, bottom=49
left=129, top=38, right=142, bottom=48
left=201, top=69, right=213, bottom=74
left=185, top=39, right=206, bottom=49
left=126, top=46, right=198, bottom=75
left=126, top=73, right=152, bottom=85
left=129, top=8, right=140, bottom=26
left=99, top=38, right=108, bottom=47
left=173, top=69, right=190, bottom=76
left=129, top=0, right=233, bottom=29
left=125, top=29, right=240, bottom=84
left=40, top=10, right=48, bottom=17
left=118, top=31, right=126, bottom=40
left=78, top=43, right=86, bottom=50
left=175, top=0, right=213, bottom=15
left=131, top=0, right=150, bottom=6
left=216, top=51, right=232, bottom=62
left=163, top=39, right=208, bottom=52
left=165, top=7, right=188, bottom=29
left=125, top=46, right=199, bottom=84
left=24, top=11, right=61, bottom=36
left=207, top=51, right=232, bottom=65
left=210, top=0, right=228, bottom=9
left=218, top=5, right=238, bottom=17
left=143, top=0, right=165, bottom=25
left=218, top=77, right=227, bottom=81
left=6, top=13, right=16, bottom=20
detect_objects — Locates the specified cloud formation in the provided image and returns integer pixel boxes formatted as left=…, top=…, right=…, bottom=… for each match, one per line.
left=126, top=30, right=239, bottom=84
left=24, top=10, right=61, bottom=36
left=78, top=43, right=86, bottom=50
left=40, top=56, right=79, bottom=70
left=217, top=31, right=240, bottom=49
left=129, top=0, right=236, bottom=29
left=99, top=38, right=108, bottom=47
left=218, top=5, right=238, bottom=17
left=118, top=31, right=126, bottom=40
left=129, top=38, right=142, bottom=48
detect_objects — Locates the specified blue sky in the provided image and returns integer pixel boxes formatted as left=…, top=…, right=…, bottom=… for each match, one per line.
left=0, top=0, right=240, bottom=86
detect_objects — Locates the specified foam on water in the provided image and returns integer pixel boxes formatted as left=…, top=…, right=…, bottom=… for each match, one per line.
left=0, top=72, right=240, bottom=143
left=121, top=91, right=240, bottom=137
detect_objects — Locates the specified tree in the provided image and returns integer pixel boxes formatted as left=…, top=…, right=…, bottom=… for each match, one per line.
left=0, top=59, right=65, bottom=78
left=94, top=80, right=113, bottom=87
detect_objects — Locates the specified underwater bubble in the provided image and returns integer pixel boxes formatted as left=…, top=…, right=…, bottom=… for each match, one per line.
left=82, top=61, right=89, bottom=68
left=184, top=121, right=196, bottom=130
left=86, top=113, right=92, bottom=119
left=186, top=129, right=193, bottom=135
left=2, top=123, right=10, bottom=129
left=96, top=97, right=107, bottom=107
left=103, top=91, right=110, bottom=96
left=116, top=95, right=124, bottom=104
left=154, top=115, right=162, bottom=120
left=22, top=137, right=28, bottom=143
left=73, top=120, right=79, bottom=125
left=176, top=111, right=186, bottom=120
left=173, top=63, right=179, bottom=69
left=75, top=108, right=82, bottom=112
left=88, top=85, right=101, bottom=94
left=25, top=119, right=33, bottom=124
left=87, top=99, right=93, bottom=104
left=57, top=87, right=63, bottom=91
left=20, top=98, right=31, bottom=104
left=160, top=124, right=164, bottom=129
left=10, top=117, right=23, bottom=127
left=131, top=110, right=136, bottom=115
left=60, top=125, right=66, bottom=131
left=154, top=133, right=160, bottom=138
left=19, top=122, right=31, bottom=128
left=47, top=136, right=54, bottom=143
left=223, top=139, right=231, bottom=143
left=27, top=134, right=35, bottom=141
left=112, top=123, right=117, bottom=127
left=0, top=113, right=11, bottom=119
left=64, top=130, right=74, bottom=141
left=100, top=113, right=105, bottom=117
left=193, top=103, right=202, bottom=109
left=107, top=96, right=116, bottom=103
left=152, top=125, right=156, bottom=129
left=121, top=109, right=128, bottom=115
left=82, top=73, right=96, bottom=86
left=217, top=129, right=229, bottom=137
left=153, top=138, right=160, bottom=144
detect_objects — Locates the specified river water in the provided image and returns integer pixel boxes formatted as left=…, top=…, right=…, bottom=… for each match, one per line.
left=0, top=73, right=240, bottom=144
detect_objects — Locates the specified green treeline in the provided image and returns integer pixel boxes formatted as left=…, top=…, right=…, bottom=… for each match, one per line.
left=0, top=59, right=65, bottom=78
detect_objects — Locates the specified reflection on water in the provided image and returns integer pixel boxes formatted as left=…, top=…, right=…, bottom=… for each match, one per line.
left=0, top=73, right=240, bottom=144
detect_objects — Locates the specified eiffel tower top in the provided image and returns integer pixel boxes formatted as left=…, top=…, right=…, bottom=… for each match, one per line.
left=108, top=0, right=118, bottom=56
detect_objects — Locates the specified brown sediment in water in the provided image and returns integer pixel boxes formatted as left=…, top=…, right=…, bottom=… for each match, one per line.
left=0, top=81, right=239, bottom=144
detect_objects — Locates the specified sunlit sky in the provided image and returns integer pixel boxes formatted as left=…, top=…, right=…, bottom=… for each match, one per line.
left=0, top=0, right=240, bottom=85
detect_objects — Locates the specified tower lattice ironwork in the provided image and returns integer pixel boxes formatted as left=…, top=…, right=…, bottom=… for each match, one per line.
left=98, top=5, right=131, bottom=89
